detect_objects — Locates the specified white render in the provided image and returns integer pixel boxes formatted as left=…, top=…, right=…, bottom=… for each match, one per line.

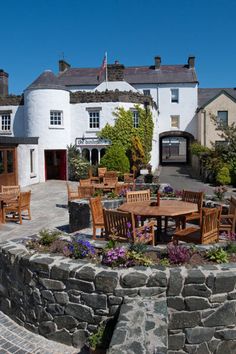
left=17, top=144, right=39, bottom=187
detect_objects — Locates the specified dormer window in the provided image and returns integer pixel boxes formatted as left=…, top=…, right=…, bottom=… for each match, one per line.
left=171, top=89, right=179, bottom=103
left=0, top=111, right=12, bottom=134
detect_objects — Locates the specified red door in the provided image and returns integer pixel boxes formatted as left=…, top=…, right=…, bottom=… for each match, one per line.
left=45, top=150, right=67, bottom=180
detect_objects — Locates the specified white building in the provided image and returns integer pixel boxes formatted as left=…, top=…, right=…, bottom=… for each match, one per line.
left=0, top=56, right=198, bottom=187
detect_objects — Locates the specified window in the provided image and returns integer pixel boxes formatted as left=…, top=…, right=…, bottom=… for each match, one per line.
left=89, top=111, right=100, bottom=129
left=171, top=89, right=179, bottom=103
left=143, top=89, right=150, bottom=96
left=217, top=111, right=228, bottom=127
left=132, top=110, right=139, bottom=128
left=1, top=114, right=11, bottom=133
left=171, top=115, right=180, bottom=128
left=50, top=111, right=63, bottom=126
left=30, top=149, right=35, bottom=175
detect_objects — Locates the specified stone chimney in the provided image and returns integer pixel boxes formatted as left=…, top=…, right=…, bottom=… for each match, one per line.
left=188, top=56, right=195, bottom=68
left=154, top=56, right=161, bottom=69
left=107, top=62, right=125, bottom=81
left=0, top=70, right=9, bottom=97
left=59, top=60, right=71, bottom=73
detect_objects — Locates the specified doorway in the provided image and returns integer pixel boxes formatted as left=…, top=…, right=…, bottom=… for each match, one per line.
left=0, top=147, right=17, bottom=187
left=45, top=150, right=67, bottom=180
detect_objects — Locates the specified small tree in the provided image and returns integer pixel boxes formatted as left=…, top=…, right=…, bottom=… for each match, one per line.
left=100, top=144, right=130, bottom=174
left=129, top=135, right=145, bottom=176
left=67, top=144, right=90, bottom=181
left=216, top=166, right=231, bottom=185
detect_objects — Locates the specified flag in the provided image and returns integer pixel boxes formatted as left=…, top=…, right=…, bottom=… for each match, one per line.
left=97, top=53, right=107, bottom=81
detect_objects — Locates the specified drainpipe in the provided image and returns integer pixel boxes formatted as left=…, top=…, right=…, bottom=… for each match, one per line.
left=203, top=110, right=206, bottom=147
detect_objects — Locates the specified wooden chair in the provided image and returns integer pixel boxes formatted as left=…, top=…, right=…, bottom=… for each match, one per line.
left=173, top=208, right=219, bottom=245
left=66, top=182, right=79, bottom=202
left=219, top=196, right=236, bottom=235
left=90, top=197, right=105, bottom=240
left=78, top=186, right=95, bottom=199
left=166, top=190, right=204, bottom=231
left=88, top=167, right=100, bottom=184
left=114, top=183, right=130, bottom=196
left=3, top=191, right=31, bottom=224
left=124, top=173, right=135, bottom=184
left=98, top=167, right=107, bottom=182
left=126, top=189, right=151, bottom=203
left=103, top=208, right=155, bottom=245
left=1, top=185, right=20, bottom=196
left=103, top=176, right=118, bottom=185
left=80, top=178, right=92, bottom=186
left=104, top=171, right=118, bottom=178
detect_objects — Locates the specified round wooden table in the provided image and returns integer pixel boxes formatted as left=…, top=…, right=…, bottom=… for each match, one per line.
left=118, top=199, right=198, bottom=241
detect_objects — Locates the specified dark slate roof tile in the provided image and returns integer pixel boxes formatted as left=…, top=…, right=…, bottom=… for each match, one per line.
left=57, top=65, right=198, bottom=86
left=26, top=70, right=68, bottom=91
left=198, top=88, right=236, bottom=108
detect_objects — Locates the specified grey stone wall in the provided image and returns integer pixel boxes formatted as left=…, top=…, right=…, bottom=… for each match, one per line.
left=1, top=242, right=236, bottom=353
left=70, top=90, right=154, bottom=106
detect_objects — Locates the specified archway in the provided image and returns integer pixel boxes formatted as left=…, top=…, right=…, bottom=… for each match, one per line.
left=159, top=131, right=194, bottom=165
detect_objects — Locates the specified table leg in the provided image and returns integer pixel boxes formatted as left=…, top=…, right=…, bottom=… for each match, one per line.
left=155, top=216, right=162, bottom=243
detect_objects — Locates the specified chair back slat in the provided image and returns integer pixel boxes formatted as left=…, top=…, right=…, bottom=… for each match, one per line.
left=66, top=182, right=79, bottom=202
left=182, top=190, right=203, bottom=212
left=126, top=189, right=150, bottom=203
left=103, top=209, right=134, bottom=242
left=90, top=197, right=103, bottom=223
left=201, top=208, right=219, bottom=244
left=20, top=191, right=31, bottom=208
left=1, top=185, right=20, bottom=196
left=80, top=179, right=91, bottom=186
left=78, top=186, right=95, bottom=199
left=124, top=173, right=135, bottom=183
left=104, top=171, right=118, bottom=178
left=103, top=176, right=118, bottom=185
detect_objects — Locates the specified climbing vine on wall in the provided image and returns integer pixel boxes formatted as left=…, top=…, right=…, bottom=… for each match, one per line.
left=98, top=106, right=153, bottom=167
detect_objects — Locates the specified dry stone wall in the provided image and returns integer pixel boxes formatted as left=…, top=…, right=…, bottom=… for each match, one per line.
left=0, top=241, right=236, bottom=353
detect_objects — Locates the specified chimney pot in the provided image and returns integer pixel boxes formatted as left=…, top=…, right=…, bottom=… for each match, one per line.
left=188, top=56, right=195, bottom=68
left=154, top=56, right=161, bottom=69
left=59, top=59, right=71, bottom=73
left=0, top=69, right=9, bottom=97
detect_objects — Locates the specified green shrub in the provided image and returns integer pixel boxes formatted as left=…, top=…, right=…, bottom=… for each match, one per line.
left=70, top=156, right=90, bottom=181
left=39, top=229, right=62, bottom=246
left=206, top=248, right=229, bottom=263
left=190, top=142, right=210, bottom=156
left=100, top=144, right=130, bottom=174
left=216, top=166, right=231, bottom=185
left=88, top=324, right=105, bottom=350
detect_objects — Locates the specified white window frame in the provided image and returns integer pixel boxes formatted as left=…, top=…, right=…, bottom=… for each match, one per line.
left=87, top=109, right=101, bottom=130
left=132, top=110, right=139, bottom=128
left=171, top=115, right=180, bottom=129
left=171, top=89, right=179, bottom=103
left=0, top=114, right=11, bottom=134
left=30, top=148, right=36, bottom=177
left=49, top=110, right=64, bottom=128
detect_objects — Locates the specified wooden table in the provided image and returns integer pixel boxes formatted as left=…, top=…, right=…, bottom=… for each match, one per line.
left=93, top=182, right=125, bottom=193
left=118, top=199, right=198, bottom=240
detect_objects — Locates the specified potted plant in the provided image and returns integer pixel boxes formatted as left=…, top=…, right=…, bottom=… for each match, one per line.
left=87, top=324, right=106, bottom=354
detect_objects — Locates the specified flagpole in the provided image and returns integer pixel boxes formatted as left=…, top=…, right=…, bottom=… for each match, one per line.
left=105, top=52, right=108, bottom=90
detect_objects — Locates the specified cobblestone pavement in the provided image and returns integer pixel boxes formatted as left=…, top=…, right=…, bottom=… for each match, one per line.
left=0, top=312, right=78, bottom=354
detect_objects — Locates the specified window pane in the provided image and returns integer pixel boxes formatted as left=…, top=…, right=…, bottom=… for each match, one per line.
left=171, top=89, right=179, bottom=103
left=7, top=150, right=13, bottom=173
left=89, top=111, right=100, bottom=128
left=133, top=111, right=139, bottom=128
left=1, top=115, right=11, bottom=131
left=50, top=111, right=63, bottom=125
left=143, top=90, right=150, bottom=96
left=171, top=116, right=179, bottom=128
left=217, top=111, right=228, bottom=126
left=0, top=151, right=4, bottom=174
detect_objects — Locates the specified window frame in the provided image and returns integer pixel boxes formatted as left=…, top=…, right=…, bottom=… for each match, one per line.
left=132, top=110, right=139, bottom=128
left=143, top=89, right=151, bottom=96
left=88, top=110, right=100, bottom=129
left=171, top=115, right=180, bottom=129
left=0, top=113, right=12, bottom=134
left=49, top=110, right=64, bottom=128
left=171, top=88, right=179, bottom=103
left=217, top=111, right=228, bottom=128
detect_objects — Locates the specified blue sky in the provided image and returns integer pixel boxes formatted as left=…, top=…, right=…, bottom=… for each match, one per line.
left=1, top=0, right=236, bottom=94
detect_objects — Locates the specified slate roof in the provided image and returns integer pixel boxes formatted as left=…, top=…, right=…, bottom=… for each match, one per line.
left=57, top=64, right=198, bottom=86
left=198, top=88, right=236, bottom=108
left=0, top=95, right=24, bottom=106
left=26, top=70, right=68, bottom=91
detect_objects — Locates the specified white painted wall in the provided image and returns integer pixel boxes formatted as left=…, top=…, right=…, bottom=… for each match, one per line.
left=24, top=89, right=70, bottom=182
left=17, top=144, right=39, bottom=187
left=132, top=84, right=159, bottom=104
left=157, top=83, right=198, bottom=137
